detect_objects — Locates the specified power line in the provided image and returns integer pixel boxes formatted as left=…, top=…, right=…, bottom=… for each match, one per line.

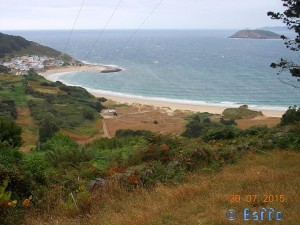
left=87, top=0, right=124, bottom=56
left=112, top=0, right=164, bottom=59
left=63, top=0, right=86, bottom=53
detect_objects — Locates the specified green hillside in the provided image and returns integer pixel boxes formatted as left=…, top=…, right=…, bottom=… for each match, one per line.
left=0, top=32, right=30, bottom=57
left=223, top=106, right=263, bottom=120
left=0, top=72, right=105, bottom=150
left=0, top=32, right=72, bottom=61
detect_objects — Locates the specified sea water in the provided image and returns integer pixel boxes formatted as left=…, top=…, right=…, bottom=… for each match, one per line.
left=5, top=30, right=300, bottom=110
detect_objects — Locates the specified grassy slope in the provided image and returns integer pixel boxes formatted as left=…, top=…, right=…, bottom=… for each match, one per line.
left=16, top=42, right=75, bottom=62
left=15, top=42, right=61, bottom=58
left=24, top=150, right=300, bottom=225
left=0, top=74, right=103, bottom=149
left=0, top=74, right=37, bottom=151
left=223, top=107, right=263, bottom=120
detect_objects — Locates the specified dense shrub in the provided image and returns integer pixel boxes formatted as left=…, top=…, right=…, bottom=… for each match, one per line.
left=23, top=152, right=48, bottom=185
left=275, top=133, right=300, bottom=150
left=127, top=134, right=181, bottom=166
left=26, top=69, right=40, bottom=79
left=177, top=146, right=214, bottom=171
left=44, top=133, right=94, bottom=167
left=94, top=101, right=104, bottom=112
left=0, top=100, right=17, bottom=119
left=40, top=81, right=56, bottom=87
left=0, top=146, right=30, bottom=203
left=140, top=161, right=184, bottom=187
left=182, top=113, right=226, bottom=139
left=115, top=129, right=153, bottom=137
left=58, top=84, right=93, bottom=99
left=0, top=144, right=23, bottom=167
left=281, top=106, right=300, bottom=125
left=0, top=117, right=22, bottom=147
left=46, top=147, right=94, bottom=168
left=273, top=125, right=300, bottom=150
left=39, top=118, right=59, bottom=143
left=220, top=117, right=237, bottom=126
left=41, top=132, right=78, bottom=151
left=242, top=126, right=269, bottom=137
left=83, top=108, right=95, bottom=121
left=202, top=126, right=240, bottom=142
left=98, top=97, right=107, bottom=102
left=182, top=120, right=203, bottom=138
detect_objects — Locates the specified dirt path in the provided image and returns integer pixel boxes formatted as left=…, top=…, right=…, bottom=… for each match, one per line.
left=102, top=119, right=111, bottom=138
left=15, top=107, right=38, bottom=152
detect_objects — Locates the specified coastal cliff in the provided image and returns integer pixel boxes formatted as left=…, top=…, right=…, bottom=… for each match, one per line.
left=229, top=29, right=282, bottom=39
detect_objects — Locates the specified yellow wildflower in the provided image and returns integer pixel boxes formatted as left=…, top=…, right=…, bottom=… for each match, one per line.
left=8, top=200, right=17, bottom=207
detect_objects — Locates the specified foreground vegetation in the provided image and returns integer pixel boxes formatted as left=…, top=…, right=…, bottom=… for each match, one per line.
left=24, top=150, right=300, bottom=225
left=0, top=99, right=299, bottom=224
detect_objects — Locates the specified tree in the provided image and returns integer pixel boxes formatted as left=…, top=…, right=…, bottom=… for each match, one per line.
left=267, top=0, right=300, bottom=87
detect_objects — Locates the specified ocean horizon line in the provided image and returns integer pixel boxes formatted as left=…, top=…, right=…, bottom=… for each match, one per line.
left=2, top=28, right=241, bottom=32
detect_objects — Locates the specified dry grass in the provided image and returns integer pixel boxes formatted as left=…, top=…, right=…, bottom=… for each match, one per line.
left=0, top=74, right=21, bottom=83
left=24, top=150, right=300, bottom=225
left=15, top=107, right=38, bottom=152
left=63, top=119, right=104, bottom=144
left=236, top=116, right=281, bottom=129
left=104, top=102, right=280, bottom=136
left=103, top=104, right=188, bottom=137
left=28, top=80, right=60, bottom=94
left=34, top=87, right=59, bottom=94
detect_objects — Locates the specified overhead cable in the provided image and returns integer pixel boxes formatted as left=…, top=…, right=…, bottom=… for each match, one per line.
left=87, top=0, right=124, bottom=56
left=112, top=0, right=164, bottom=58
left=63, top=0, right=86, bottom=53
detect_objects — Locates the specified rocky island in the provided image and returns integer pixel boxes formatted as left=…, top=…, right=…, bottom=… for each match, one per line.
left=229, top=29, right=282, bottom=39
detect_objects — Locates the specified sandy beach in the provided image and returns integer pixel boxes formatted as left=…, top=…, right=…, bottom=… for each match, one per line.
left=39, top=64, right=121, bottom=77
left=89, top=91, right=285, bottom=117
left=39, top=65, right=285, bottom=118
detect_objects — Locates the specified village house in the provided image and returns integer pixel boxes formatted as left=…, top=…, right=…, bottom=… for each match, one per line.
left=0, top=55, right=64, bottom=75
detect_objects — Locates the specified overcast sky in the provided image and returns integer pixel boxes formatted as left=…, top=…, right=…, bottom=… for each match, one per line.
left=0, top=0, right=285, bottom=30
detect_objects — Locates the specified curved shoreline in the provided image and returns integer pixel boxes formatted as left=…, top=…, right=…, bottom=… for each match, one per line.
left=88, top=90, right=285, bottom=117
left=39, top=67, right=285, bottom=118
left=39, top=64, right=122, bottom=77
